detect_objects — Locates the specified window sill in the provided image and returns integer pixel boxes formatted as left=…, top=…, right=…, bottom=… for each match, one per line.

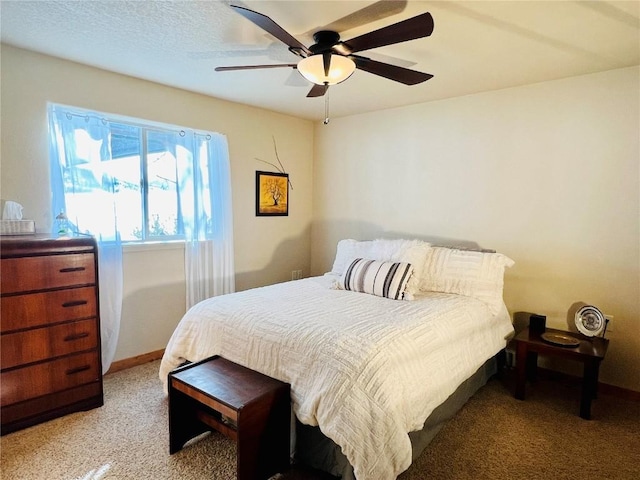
left=123, top=241, right=184, bottom=253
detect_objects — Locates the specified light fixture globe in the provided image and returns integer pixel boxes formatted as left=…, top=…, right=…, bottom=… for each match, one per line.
left=297, top=54, right=356, bottom=86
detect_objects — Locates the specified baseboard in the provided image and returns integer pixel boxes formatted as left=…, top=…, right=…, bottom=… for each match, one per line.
left=537, top=367, right=640, bottom=402
left=105, top=349, right=165, bottom=375
left=598, top=382, right=640, bottom=402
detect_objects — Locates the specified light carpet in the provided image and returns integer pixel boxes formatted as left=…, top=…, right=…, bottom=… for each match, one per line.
left=1, top=360, right=639, bottom=479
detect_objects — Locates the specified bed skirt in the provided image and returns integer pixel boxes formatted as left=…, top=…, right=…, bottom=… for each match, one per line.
left=293, top=355, right=499, bottom=479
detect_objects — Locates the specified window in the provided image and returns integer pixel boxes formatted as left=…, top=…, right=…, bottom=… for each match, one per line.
left=48, top=105, right=234, bottom=367
left=49, top=103, right=235, bottom=307
left=48, top=104, right=220, bottom=243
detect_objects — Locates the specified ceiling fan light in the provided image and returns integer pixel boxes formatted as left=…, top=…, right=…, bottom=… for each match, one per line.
left=297, top=54, right=356, bottom=86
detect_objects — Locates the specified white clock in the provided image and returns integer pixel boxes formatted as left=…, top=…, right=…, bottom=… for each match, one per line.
left=574, top=305, right=605, bottom=337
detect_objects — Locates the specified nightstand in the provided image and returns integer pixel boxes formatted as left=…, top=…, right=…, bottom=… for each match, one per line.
left=514, top=326, right=609, bottom=419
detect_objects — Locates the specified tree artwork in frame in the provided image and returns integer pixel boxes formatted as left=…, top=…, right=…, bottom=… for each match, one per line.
left=256, top=171, right=289, bottom=216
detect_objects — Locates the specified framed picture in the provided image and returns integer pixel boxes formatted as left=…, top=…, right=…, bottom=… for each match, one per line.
left=256, top=171, right=289, bottom=216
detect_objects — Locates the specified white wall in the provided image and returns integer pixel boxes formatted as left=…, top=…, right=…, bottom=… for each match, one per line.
left=311, top=67, right=640, bottom=392
left=0, top=45, right=314, bottom=364
left=3, top=44, right=638, bottom=392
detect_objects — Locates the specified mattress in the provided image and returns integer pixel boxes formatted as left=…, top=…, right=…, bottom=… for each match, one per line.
left=159, top=274, right=513, bottom=480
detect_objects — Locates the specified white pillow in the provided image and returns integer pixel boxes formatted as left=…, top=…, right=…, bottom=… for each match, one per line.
left=419, top=246, right=514, bottom=314
left=329, top=238, right=431, bottom=299
left=337, top=258, right=414, bottom=300
left=330, top=239, right=369, bottom=276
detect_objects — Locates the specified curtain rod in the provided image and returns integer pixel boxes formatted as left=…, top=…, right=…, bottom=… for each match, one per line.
left=54, top=106, right=215, bottom=141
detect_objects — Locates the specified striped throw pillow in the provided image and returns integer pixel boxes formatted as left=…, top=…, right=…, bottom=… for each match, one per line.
left=340, top=258, right=414, bottom=300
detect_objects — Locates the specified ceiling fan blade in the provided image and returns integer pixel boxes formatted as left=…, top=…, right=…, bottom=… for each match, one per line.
left=230, top=5, right=310, bottom=56
left=342, top=12, right=434, bottom=54
left=215, top=64, right=296, bottom=71
left=307, top=84, right=328, bottom=97
left=188, top=49, right=271, bottom=59
left=351, top=55, right=433, bottom=85
left=306, top=1, right=407, bottom=38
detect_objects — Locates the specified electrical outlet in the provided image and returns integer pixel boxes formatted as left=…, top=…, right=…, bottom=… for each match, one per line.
left=297, top=269, right=303, bottom=279
left=291, top=270, right=297, bottom=281
left=605, top=314, right=614, bottom=333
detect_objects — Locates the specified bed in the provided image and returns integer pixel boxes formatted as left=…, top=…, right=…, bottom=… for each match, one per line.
left=160, top=239, right=514, bottom=480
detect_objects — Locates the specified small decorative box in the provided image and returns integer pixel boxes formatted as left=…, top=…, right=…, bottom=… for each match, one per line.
left=0, top=220, right=36, bottom=235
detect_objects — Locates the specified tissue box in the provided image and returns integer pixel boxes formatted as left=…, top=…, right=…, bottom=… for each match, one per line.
left=0, top=220, right=36, bottom=235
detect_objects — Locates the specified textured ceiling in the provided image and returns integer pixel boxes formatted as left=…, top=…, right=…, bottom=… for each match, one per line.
left=1, top=1, right=639, bottom=121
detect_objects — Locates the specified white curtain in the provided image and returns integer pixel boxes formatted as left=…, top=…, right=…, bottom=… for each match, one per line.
left=49, top=105, right=235, bottom=369
left=179, top=133, right=235, bottom=308
left=48, top=106, right=123, bottom=374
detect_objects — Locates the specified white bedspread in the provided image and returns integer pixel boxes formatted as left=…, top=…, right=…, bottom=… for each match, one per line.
left=159, top=274, right=513, bottom=480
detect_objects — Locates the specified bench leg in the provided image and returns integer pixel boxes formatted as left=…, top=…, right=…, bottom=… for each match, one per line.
left=237, top=390, right=290, bottom=480
left=169, top=387, right=210, bottom=454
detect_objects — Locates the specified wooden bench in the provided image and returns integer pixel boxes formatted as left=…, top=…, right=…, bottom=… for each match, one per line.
left=168, top=356, right=291, bottom=480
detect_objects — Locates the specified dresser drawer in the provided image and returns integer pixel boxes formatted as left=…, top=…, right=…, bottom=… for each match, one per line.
left=1, top=286, right=97, bottom=333
left=1, top=319, right=98, bottom=369
left=0, top=382, right=103, bottom=433
left=0, top=253, right=95, bottom=294
left=1, top=351, right=100, bottom=407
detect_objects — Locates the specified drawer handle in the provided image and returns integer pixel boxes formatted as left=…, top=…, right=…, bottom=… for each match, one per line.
left=59, top=267, right=86, bottom=273
left=66, top=365, right=91, bottom=375
left=62, top=300, right=88, bottom=308
left=64, top=332, right=90, bottom=341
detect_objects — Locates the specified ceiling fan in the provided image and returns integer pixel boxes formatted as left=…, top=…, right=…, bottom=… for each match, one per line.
left=215, top=4, right=435, bottom=99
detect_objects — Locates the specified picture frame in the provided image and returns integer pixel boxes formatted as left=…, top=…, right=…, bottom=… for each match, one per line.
left=256, top=171, right=289, bottom=216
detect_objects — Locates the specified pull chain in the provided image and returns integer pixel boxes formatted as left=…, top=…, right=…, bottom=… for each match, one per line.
left=323, top=83, right=330, bottom=125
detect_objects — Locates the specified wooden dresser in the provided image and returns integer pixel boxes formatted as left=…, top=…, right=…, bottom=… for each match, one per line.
left=1, top=235, right=103, bottom=434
